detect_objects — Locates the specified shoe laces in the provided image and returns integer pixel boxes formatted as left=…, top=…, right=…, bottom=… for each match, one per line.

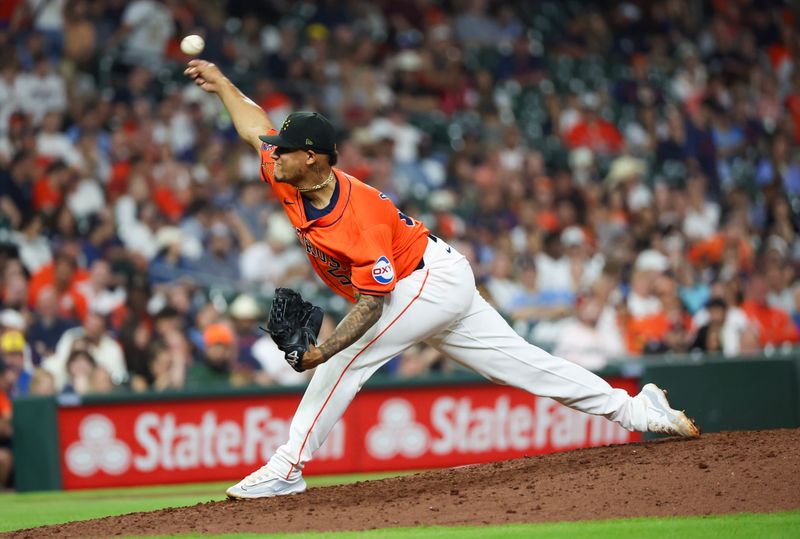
left=243, top=464, right=275, bottom=487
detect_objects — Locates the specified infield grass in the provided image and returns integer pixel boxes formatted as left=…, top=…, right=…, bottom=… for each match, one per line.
left=161, top=511, right=800, bottom=539
left=161, top=511, right=799, bottom=539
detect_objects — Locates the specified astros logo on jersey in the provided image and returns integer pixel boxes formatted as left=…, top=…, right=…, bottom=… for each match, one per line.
left=372, top=256, right=395, bottom=284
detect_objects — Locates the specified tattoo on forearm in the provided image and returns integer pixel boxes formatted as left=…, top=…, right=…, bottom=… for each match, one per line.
left=318, top=293, right=383, bottom=361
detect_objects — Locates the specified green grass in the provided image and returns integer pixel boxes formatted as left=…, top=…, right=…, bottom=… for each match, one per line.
left=0, top=472, right=410, bottom=533
left=1, top=477, right=797, bottom=538
left=152, top=511, right=799, bottom=539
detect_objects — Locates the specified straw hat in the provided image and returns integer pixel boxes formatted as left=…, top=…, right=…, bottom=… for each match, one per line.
left=605, top=156, right=647, bottom=186
left=229, top=294, right=261, bottom=320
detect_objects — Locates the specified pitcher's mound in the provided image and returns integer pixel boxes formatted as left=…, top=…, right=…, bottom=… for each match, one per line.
left=7, top=429, right=800, bottom=538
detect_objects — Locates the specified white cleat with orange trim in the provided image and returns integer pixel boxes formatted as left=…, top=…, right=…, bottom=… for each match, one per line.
left=226, top=465, right=307, bottom=499
left=637, top=383, right=701, bottom=438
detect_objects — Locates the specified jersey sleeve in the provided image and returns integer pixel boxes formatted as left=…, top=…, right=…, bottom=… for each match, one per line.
left=258, top=131, right=277, bottom=185
left=349, top=224, right=398, bottom=296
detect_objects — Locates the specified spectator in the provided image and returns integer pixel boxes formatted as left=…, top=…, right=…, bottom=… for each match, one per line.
left=190, top=222, right=240, bottom=285
left=682, top=175, right=720, bottom=242
left=62, top=0, right=97, bottom=69
left=187, top=322, right=241, bottom=388
left=27, top=249, right=89, bottom=322
left=110, top=0, right=175, bottom=71
left=483, top=252, right=522, bottom=315
left=75, top=259, right=127, bottom=317
left=0, top=309, right=26, bottom=336
left=148, top=226, right=193, bottom=286
left=535, top=232, right=575, bottom=297
left=27, top=285, right=78, bottom=363
left=742, top=275, right=799, bottom=348
left=676, top=261, right=711, bottom=316
left=13, top=55, right=66, bottom=125
left=0, top=330, right=31, bottom=396
left=7, top=212, right=51, bottom=273
left=563, top=93, right=624, bottom=155
left=36, top=111, right=79, bottom=167
left=239, top=213, right=307, bottom=288
left=117, top=275, right=154, bottom=391
left=1, top=261, right=28, bottom=312
left=627, top=250, right=668, bottom=318
left=368, top=107, right=423, bottom=164
left=553, top=291, right=626, bottom=371
left=146, top=341, right=186, bottom=392
left=45, top=311, right=127, bottom=389
left=508, top=259, right=573, bottom=345
left=228, top=293, right=265, bottom=369
left=61, top=349, right=113, bottom=395
left=27, top=367, right=55, bottom=395
left=691, top=297, right=727, bottom=354
left=604, top=156, right=652, bottom=214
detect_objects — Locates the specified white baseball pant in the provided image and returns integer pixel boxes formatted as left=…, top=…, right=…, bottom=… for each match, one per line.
left=267, top=236, right=648, bottom=479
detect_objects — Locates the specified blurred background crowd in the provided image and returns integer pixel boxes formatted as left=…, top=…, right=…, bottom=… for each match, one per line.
left=0, top=0, right=799, bottom=426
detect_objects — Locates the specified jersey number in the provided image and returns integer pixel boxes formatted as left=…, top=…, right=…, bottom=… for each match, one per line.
left=326, top=258, right=352, bottom=286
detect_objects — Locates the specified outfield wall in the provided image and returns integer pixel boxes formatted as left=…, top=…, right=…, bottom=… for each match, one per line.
left=12, top=353, right=800, bottom=492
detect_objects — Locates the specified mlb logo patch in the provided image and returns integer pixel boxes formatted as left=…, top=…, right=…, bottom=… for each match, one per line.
left=372, top=256, right=395, bottom=285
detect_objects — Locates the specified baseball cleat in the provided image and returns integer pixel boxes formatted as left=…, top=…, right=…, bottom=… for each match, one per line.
left=226, top=465, right=307, bottom=499
left=638, top=383, right=701, bottom=438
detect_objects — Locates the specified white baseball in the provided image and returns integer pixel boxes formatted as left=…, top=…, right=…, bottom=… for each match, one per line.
left=180, top=34, right=205, bottom=56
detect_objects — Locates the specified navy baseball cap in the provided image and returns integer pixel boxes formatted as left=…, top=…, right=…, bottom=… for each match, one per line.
left=259, top=111, right=337, bottom=154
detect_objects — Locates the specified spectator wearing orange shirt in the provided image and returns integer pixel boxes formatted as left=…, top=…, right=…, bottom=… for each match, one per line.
left=27, top=250, right=89, bottom=322
left=688, top=217, right=754, bottom=274
left=742, top=275, right=799, bottom=347
left=31, top=160, right=70, bottom=215
left=563, top=93, right=624, bottom=155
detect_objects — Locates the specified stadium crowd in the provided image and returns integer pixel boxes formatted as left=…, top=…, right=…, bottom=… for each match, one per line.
left=0, top=0, right=798, bottom=439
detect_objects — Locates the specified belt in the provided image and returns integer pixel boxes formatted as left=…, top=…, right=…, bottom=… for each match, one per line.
left=414, top=233, right=439, bottom=271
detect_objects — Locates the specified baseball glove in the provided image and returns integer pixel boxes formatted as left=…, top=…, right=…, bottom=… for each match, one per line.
left=263, top=288, right=323, bottom=372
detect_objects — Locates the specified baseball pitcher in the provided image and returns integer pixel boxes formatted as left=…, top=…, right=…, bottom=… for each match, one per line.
left=184, top=60, right=700, bottom=500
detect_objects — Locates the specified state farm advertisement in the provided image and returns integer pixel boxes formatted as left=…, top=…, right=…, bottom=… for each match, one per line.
left=57, top=378, right=641, bottom=489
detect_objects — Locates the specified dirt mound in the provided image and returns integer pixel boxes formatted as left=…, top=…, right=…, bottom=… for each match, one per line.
left=6, top=429, right=799, bottom=538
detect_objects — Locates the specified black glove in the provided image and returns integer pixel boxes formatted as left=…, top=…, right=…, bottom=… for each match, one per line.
left=264, top=288, right=323, bottom=372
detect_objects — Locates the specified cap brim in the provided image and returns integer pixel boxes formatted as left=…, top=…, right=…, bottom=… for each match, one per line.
left=258, top=133, right=295, bottom=148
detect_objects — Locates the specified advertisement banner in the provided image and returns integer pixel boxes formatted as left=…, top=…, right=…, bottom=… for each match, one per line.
left=58, top=378, right=641, bottom=489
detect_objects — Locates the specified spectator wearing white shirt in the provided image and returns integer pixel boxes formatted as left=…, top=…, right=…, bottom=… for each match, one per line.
left=111, top=0, right=175, bottom=70
left=45, top=311, right=127, bottom=390
left=498, top=126, right=526, bottom=172
left=239, top=213, right=307, bottom=289
left=483, top=252, right=522, bottom=315
left=13, top=55, right=66, bottom=125
left=535, top=232, right=573, bottom=294
left=36, top=111, right=80, bottom=167
left=9, top=212, right=52, bottom=274
left=554, top=291, right=626, bottom=371
left=627, top=249, right=669, bottom=318
left=75, top=260, right=127, bottom=317
left=682, top=175, right=720, bottom=241
left=369, top=108, right=422, bottom=163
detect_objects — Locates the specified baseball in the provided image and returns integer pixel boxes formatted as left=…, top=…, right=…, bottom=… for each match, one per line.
left=180, top=34, right=205, bottom=56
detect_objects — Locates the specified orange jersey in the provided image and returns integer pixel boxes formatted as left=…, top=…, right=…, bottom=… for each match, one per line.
left=259, top=139, right=429, bottom=302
